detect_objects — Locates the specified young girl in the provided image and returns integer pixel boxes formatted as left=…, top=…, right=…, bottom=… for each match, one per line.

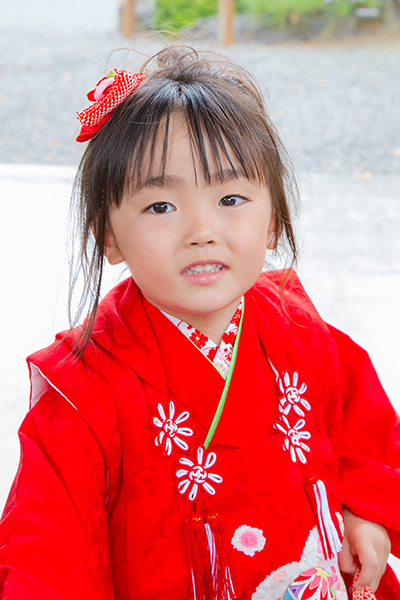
left=0, top=46, right=399, bottom=600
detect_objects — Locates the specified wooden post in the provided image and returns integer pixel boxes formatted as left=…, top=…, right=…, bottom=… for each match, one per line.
left=382, top=0, right=400, bottom=28
left=219, top=0, right=235, bottom=44
left=120, top=0, right=136, bottom=38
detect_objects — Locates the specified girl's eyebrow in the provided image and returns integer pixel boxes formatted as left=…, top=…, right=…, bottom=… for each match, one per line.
left=137, top=168, right=247, bottom=192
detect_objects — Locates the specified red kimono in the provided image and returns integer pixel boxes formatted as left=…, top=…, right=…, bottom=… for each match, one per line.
left=0, top=271, right=399, bottom=600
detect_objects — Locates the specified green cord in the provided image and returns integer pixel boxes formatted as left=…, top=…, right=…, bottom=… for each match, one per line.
left=203, top=299, right=245, bottom=449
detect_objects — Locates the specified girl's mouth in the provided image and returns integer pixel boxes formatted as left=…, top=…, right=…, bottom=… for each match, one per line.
left=181, top=262, right=227, bottom=284
left=185, top=263, right=223, bottom=276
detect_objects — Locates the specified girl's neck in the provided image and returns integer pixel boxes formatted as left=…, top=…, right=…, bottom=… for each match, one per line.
left=148, top=297, right=242, bottom=346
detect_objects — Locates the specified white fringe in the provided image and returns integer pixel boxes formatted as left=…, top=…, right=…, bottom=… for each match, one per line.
left=314, top=480, right=342, bottom=557
left=204, top=523, right=216, bottom=580
left=204, top=522, right=236, bottom=600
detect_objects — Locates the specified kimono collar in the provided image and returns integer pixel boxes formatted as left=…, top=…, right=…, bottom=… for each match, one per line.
left=160, top=299, right=243, bottom=378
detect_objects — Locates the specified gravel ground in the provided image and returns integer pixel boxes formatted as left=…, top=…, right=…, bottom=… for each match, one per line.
left=1, top=0, right=400, bottom=174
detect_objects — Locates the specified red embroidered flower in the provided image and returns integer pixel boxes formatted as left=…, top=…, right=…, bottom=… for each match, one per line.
left=76, top=68, right=146, bottom=142
left=221, top=330, right=236, bottom=346
left=205, top=346, right=218, bottom=362
left=230, top=308, right=242, bottom=327
left=189, top=330, right=208, bottom=349
left=223, top=347, right=233, bottom=362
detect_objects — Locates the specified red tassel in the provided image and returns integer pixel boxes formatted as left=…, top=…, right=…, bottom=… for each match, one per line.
left=303, top=476, right=342, bottom=560
left=184, top=513, right=237, bottom=600
left=205, top=513, right=237, bottom=600
left=185, top=514, right=213, bottom=600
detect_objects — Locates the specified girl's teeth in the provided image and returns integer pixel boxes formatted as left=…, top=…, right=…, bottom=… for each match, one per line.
left=186, top=264, right=223, bottom=275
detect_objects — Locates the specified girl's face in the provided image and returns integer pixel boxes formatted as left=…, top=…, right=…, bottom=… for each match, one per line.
left=105, top=113, right=275, bottom=342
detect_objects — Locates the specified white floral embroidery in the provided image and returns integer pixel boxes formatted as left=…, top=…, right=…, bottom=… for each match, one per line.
left=231, top=525, right=266, bottom=557
left=278, top=371, right=310, bottom=417
left=176, top=446, right=223, bottom=502
left=153, top=400, right=193, bottom=456
left=274, top=415, right=311, bottom=464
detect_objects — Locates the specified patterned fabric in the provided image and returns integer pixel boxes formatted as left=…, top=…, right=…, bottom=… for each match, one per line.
left=253, top=527, right=347, bottom=600
left=284, top=566, right=341, bottom=599
left=76, top=69, right=146, bottom=142
left=352, top=568, right=377, bottom=600
left=162, top=299, right=243, bottom=378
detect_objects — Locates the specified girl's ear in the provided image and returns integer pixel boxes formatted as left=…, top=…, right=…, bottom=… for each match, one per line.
left=267, top=214, right=277, bottom=250
left=104, top=225, right=125, bottom=265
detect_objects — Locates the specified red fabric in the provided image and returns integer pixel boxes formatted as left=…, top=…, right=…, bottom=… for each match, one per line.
left=330, top=324, right=400, bottom=556
left=0, top=271, right=399, bottom=599
left=0, top=391, right=113, bottom=599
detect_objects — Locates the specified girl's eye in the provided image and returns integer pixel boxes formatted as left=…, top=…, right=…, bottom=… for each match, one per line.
left=144, top=202, right=176, bottom=214
left=219, top=195, right=247, bottom=207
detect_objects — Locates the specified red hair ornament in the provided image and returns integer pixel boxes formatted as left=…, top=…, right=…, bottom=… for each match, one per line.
left=76, top=68, right=146, bottom=142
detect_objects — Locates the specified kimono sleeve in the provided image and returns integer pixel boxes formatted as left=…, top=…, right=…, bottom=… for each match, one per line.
left=0, top=387, right=115, bottom=600
left=327, top=324, right=400, bottom=557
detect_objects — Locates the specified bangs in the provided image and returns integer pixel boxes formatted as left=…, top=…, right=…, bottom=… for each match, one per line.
left=87, top=71, right=275, bottom=209
left=125, top=107, right=269, bottom=197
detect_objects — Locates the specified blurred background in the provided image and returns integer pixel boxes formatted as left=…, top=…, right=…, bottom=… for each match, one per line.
left=1, top=0, right=400, bottom=168
left=0, top=2, right=400, bottom=578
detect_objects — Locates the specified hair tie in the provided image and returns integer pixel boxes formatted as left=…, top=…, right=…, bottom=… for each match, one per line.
left=76, top=68, right=146, bottom=142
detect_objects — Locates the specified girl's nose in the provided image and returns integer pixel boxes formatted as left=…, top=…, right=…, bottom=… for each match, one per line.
left=190, top=238, right=215, bottom=247
left=187, top=227, right=217, bottom=247
left=184, top=211, right=218, bottom=247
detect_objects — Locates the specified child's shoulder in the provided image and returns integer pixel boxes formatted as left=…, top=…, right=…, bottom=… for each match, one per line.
left=252, top=268, right=321, bottom=320
left=25, top=278, right=152, bottom=461
left=31, top=276, right=139, bottom=358
left=27, top=277, right=144, bottom=400
left=254, top=268, right=304, bottom=290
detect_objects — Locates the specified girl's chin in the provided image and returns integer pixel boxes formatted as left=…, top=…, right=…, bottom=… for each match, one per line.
left=160, top=299, right=241, bottom=321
